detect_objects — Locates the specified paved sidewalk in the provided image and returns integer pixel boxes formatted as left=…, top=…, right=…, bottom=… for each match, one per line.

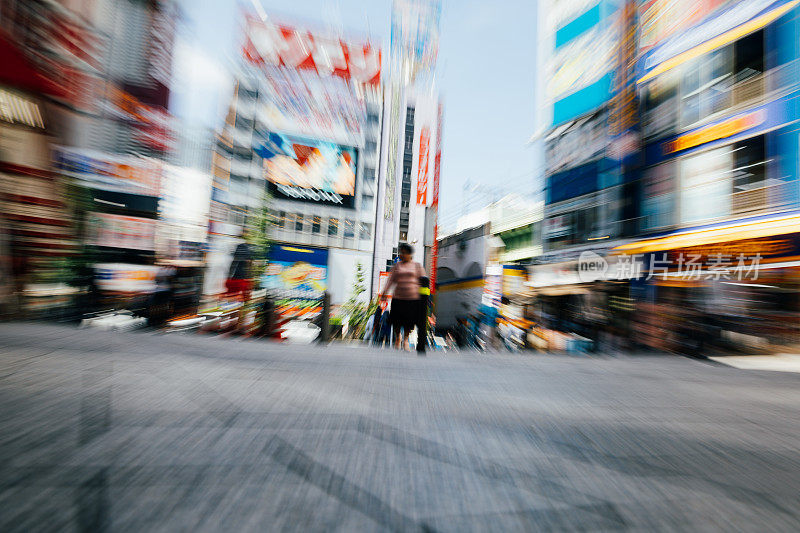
left=1, top=323, right=799, bottom=531
left=710, top=354, right=800, bottom=373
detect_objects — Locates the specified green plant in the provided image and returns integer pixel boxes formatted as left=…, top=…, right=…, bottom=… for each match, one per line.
left=343, top=262, right=369, bottom=338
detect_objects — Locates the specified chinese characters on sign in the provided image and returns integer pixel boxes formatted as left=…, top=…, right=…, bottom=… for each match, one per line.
left=606, top=253, right=762, bottom=281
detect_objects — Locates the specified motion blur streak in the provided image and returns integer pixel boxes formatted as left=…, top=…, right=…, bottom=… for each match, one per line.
left=2, top=0, right=800, bottom=531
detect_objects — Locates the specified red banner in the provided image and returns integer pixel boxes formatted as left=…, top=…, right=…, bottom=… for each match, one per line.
left=416, top=126, right=430, bottom=205
left=430, top=103, right=443, bottom=293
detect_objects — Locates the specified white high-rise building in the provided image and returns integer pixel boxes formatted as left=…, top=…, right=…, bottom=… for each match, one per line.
left=371, top=85, right=442, bottom=295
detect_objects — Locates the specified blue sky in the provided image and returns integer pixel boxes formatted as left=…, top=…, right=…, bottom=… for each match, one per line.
left=171, top=0, right=542, bottom=225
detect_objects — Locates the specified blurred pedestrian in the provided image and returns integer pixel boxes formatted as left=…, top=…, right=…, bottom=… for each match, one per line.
left=225, top=237, right=254, bottom=302
left=416, top=276, right=431, bottom=354
left=377, top=305, right=393, bottom=347
left=371, top=298, right=385, bottom=345
left=382, top=243, right=426, bottom=351
left=226, top=233, right=254, bottom=332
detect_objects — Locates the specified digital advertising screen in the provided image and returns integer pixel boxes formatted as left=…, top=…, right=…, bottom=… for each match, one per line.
left=262, top=136, right=358, bottom=208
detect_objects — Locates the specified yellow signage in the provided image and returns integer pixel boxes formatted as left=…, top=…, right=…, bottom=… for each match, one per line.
left=665, top=110, right=765, bottom=154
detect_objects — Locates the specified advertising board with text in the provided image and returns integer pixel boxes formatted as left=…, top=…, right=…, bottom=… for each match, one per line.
left=259, top=64, right=365, bottom=147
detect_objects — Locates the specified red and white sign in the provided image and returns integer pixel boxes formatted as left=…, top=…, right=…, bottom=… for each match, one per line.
left=416, top=126, right=430, bottom=205
left=430, top=103, right=443, bottom=293
left=86, top=213, right=156, bottom=251
left=378, top=271, right=393, bottom=304
left=243, top=15, right=381, bottom=87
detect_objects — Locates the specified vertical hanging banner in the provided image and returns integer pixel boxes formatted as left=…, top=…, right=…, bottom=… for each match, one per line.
left=430, top=102, right=443, bottom=293
left=416, top=126, right=430, bottom=204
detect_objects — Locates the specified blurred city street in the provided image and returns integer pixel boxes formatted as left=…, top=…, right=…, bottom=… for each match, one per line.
left=1, top=323, right=799, bottom=532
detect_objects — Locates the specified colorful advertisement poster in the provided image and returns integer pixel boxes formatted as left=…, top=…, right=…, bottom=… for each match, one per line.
left=53, top=146, right=162, bottom=197
left=263, top=245, right=328, bottom=301
left=262, top=136, right=358, bottom=208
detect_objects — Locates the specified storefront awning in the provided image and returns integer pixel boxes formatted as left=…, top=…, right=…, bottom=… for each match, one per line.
left=613, top=213, right=800, bottom=255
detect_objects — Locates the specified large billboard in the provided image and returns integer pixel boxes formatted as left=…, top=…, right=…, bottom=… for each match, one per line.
left=243, top=15, right=381, bottom=88
left=258, top=65, right=365, bottom=147
left=546, top=0, right=622, bottom=125
left=262, top=136, right=358, bottom=208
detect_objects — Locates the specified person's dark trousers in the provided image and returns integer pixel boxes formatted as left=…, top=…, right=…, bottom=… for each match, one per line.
left=416, top=297, right=428, bottom=353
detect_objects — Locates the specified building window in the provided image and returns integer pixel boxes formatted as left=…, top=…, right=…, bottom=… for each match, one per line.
left=344, top=219, right=355, bottom=238
left=312, top=215, right=321, bottom=234
left=360, top=222, right=372, bottom=240
left=285, top=213, right=295, bottom=230
left=328, top=217, right=339, bottom=236
left=365, top=140, right=377, bottom=153
left=295, top=214, right=304, bottom=232
left=364, top=167, right=375, bottom=182
left=361, top=194, right=374, bottom=211
left=367, top=113, right=380, bottom=125
left=277, top=211, right=286, bottom=228
left=399, top=231, right=408, bottom=241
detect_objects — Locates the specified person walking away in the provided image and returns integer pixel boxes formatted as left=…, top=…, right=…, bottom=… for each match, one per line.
left=382, top=243, right=425, bottom=351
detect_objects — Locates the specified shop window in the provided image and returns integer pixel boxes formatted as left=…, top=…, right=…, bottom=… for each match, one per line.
left=680, top=46, right=733, bottom=128
left=732, top=135, right=768, bottom=214
left=679, top=147, right=732, bottom=224
left=641, top=162, right=676, bottom=231
left=643, top=70, right=679, bottom=140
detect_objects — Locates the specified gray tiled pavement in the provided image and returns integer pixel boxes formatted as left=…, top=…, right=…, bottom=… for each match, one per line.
left=1, top=323, right=799, bottom=532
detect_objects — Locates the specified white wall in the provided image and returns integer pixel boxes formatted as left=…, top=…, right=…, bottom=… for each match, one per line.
left=327, top=248, right=373, bottom=306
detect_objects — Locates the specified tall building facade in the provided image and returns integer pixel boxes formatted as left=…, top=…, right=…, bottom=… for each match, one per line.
left=534, top=0, right=800, bottom=351
left=206, top=13, right=383, bottom=307
left=0, top=0, right=178, bottom=310
left=372, top=86, right=442, bottom=295
left=372, top=0, right=443, bottom=296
